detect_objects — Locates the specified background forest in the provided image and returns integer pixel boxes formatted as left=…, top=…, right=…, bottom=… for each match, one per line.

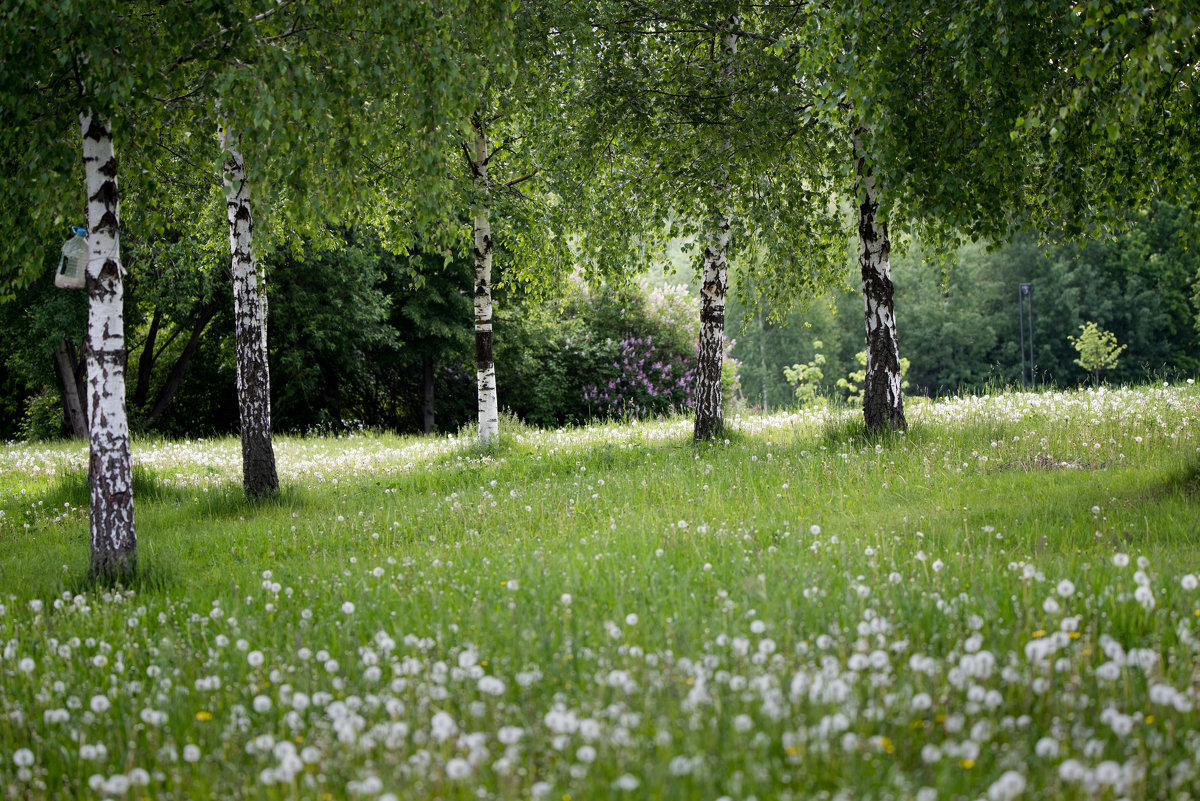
left=5, top=200, right=1198, bottom=441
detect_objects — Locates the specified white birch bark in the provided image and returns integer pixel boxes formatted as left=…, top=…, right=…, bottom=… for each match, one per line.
left=222, top=127, right=279, bottom=497
left=693, top=19, right=738, bottom=441
left=854, top=129, right=906, bottom=432
left=694, top=208, right=730, bottom=440
left=80, top=111, right=136, bottom=581
left=472, top=123, right=499, bottom=445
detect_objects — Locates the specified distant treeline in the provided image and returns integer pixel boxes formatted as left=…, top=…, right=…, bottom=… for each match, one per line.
left=733, top=202, right=1200, bottom=409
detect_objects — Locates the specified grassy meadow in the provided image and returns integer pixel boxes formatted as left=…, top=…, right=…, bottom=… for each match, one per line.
left=2, top=382, right=1199, bottom=800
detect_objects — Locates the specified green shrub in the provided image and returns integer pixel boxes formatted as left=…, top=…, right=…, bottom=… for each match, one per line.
left=19, top=387, right=64, bottom=442
left=783, top=340, right=828, bottom=407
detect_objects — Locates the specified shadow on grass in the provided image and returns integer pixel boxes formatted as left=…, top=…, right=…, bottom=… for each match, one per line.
left=817, top=415, right=1016, bottom=452
left=64, top=556, right=176, bottom=596
left=34, top=465, right=307, bottom=520
left=365, top=417, right=715, bottom=496
left=1142, top=458, right=1200, bottom=502
left=817, top=417, right=927, bottom=450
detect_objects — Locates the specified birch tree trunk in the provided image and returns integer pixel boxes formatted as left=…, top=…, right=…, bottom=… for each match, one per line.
left=854, top=130, right=906, bottom=433
left=54, top=341, right=88, bottom=438
left=80, top=111, right=136, bottom=582
left=693, top=19, right=738, bottom=442
left=472, top=121, right=499, bottom=445
left=222, top=129, right=279, bottom=497
left=693, top=209, right=730, bottom=441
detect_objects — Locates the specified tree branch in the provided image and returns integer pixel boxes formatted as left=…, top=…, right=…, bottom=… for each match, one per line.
left=503, top=169, right=540, bottom=188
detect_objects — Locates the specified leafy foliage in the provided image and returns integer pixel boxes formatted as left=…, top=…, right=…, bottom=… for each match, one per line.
left=837, top=350, right=911, bottom=407
left=1070, top=323, right=1127, bottom=388
left=733, top=202, right=1200, bottom=402
left=500, top=282, right=704, bottom=427
left=17, top=388, right=64, bottom=442
left=547, top=2, right=847, bottom=307
left=783, top=341, right=828, bottom=408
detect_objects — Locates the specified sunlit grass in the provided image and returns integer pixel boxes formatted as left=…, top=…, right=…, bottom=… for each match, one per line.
left=1, top=382, right=1198, bottom=799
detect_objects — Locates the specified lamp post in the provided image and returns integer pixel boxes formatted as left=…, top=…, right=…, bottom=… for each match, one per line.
left=1018, top=283, right=1034, bottom=388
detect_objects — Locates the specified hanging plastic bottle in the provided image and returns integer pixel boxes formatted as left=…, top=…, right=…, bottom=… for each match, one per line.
left=54, top=226, right=89, bottom=289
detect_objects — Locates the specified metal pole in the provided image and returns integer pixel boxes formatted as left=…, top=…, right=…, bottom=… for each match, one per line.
left=758, top=308, right=768, bottom=412
left=1018, top=286, right=1027, bottom=389
left=1019, top=283, right=1034, bottom=389
left=1028, top=284, right=1034, bottom=389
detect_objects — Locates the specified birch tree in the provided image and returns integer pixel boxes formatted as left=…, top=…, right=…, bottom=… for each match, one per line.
left=80, top=111, right=137, bottom=579
left=0, top=3, right=178, bottom=581
left=801, top=2, right=1068, bottom=432
left=555, top=2, right=845, bottom=440
left=454, top=106, right=574, bottom=446
left=469, top=118, right=500, bottom=443
left=361, top=1, right=575, bottom=447
left=0, top=0, right=494, bottom=567
left=693, top=18, right=738, bottom=442
left=154, top=1, right=505, bottom=489
left=810, top=1, right=1198, bottom=433
left=221, top=129, right=277, bottom=496
left=853, top=131, right=905, bottom=431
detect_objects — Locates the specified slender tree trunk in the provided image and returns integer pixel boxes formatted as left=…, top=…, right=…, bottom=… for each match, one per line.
left=132, top=307, right=161, bottom=409
left=73, top=339, right=88, bottom=429
left=53, top=341, right=88, bottom=438
left=145, top=298, right=221, bottom=427
left=81, top=111, right=136, bottom=582
left=472, top=120, right=499, bottom=445
left=854, top=129, right=906, bottom=433
left=693, top=19, right=738, bottom=442
left=222, top=129, right=278, bottom=498
left=422, top=355, right=435, bottom=434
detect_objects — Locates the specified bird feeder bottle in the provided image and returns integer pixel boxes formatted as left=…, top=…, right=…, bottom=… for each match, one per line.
left=54, top=226, right=89, bottom=289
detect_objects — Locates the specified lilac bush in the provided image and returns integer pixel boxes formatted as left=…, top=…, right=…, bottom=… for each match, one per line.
left=582, top=334, right=696, bottom=419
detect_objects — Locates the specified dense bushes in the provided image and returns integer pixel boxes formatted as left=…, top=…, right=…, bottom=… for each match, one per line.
left=263, top=235, right=714, bottom=434
left=497, top=282, right=701, bottom=427
left=2, top=228, right=727, bottom=440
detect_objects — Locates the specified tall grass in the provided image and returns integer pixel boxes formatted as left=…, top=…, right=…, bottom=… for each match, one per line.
left=0, top=382, right=1198, bottom=800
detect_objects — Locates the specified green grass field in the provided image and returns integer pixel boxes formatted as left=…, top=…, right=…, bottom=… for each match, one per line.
left=2, top=383, right=1199, bottom=800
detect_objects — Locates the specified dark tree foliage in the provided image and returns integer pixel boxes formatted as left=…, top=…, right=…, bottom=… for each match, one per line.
left=0, top=264, right=89, bottom=415
left=267, top=235, right=397, bottom=433
left=375, top=248, right=476, bottom=433
left=0, top=363, right=27, bottom=441
left=497, top=283, right=696, bottom=428
left=261, top=230, right=479, bottom=434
